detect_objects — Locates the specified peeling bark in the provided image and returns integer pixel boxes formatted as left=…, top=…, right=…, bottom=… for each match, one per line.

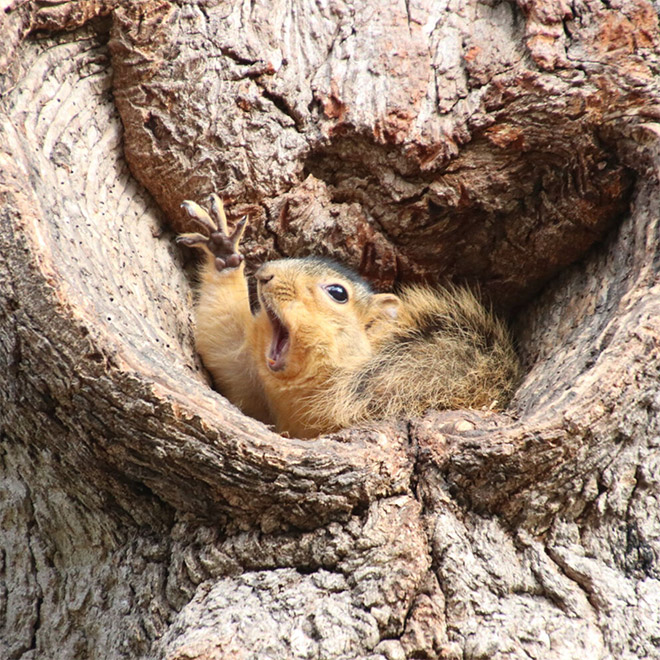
left=1, top=1, right=660, bottom=659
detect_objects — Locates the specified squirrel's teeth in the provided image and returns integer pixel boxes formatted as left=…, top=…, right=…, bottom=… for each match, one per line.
left=266, top=306, right=290, bottom=372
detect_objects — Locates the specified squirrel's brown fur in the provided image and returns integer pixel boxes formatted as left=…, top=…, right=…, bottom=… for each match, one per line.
left=177, top=196, right=519, bottom=439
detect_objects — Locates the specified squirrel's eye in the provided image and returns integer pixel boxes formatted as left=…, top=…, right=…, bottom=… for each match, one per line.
left=324, top=284, right=349, bottom=303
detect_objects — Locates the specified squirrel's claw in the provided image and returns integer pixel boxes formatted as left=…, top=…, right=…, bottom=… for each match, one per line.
left=231, top=216, right=248, bottom=249
left=177, top=197, right=248, bottom=273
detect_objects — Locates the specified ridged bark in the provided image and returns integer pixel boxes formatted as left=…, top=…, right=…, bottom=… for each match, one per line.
left=1, top=1, right=659, bottom=658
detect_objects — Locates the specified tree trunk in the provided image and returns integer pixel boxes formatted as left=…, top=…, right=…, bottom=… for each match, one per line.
left=1, top=1, right=659, bottom=658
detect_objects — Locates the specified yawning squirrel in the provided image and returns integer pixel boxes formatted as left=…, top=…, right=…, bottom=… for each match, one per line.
left=177, top=195, right=519, bottom=438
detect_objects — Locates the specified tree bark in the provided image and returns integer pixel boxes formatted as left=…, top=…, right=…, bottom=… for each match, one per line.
left=1, top=1, right=659, bottom=659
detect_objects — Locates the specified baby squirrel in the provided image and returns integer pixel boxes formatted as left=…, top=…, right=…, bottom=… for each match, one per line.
left=177, top=195, right=519, bottom=439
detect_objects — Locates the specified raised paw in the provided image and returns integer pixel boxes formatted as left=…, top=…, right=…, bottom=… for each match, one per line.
left=176, top=195, right=248, bottom=272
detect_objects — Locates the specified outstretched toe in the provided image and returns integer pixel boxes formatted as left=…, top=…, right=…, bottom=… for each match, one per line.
left=181, top=200, right=218, bottom=233
left=175, top=232, right=210, bottom=248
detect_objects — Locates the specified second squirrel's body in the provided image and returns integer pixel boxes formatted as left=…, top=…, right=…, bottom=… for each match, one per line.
left=179, top=198, right=519, bottom=438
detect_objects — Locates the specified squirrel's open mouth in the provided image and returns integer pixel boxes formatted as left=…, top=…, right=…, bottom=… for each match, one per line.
left=265, top=306, right=290, bottom=372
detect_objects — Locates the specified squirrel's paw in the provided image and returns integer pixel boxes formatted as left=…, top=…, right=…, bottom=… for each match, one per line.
left=177, top=194, right=247, bottom=272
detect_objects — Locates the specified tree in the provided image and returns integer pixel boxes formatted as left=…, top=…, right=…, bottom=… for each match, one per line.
left=1, top=1, right=659, bottom=658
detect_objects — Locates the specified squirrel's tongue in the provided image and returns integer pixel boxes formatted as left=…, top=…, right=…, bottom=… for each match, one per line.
left=266, top=308, right=290, bottom=372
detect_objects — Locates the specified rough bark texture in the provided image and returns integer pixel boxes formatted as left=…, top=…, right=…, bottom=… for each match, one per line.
left=1, top=1, right=659, bottom=659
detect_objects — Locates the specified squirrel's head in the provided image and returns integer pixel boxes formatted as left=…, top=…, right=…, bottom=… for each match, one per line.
left=251, top=257, right=400, bottom=380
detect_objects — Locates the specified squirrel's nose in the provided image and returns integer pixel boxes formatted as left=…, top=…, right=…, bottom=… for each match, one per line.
left=256, top=268, right=274, bottom=284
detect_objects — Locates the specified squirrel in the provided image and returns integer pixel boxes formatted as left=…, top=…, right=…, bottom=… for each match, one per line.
left=176, top=195, right=519, bottom=439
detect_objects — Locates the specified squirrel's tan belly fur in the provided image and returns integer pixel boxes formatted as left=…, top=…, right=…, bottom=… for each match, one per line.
left=177, top=196, right=520, bottom=439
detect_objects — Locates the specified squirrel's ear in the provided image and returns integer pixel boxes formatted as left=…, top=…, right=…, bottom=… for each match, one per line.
left=367, top=293, right=401, bottom=321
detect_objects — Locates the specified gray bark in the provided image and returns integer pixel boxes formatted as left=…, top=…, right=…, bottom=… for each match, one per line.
left=1, top=1, right=659, bottom=659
